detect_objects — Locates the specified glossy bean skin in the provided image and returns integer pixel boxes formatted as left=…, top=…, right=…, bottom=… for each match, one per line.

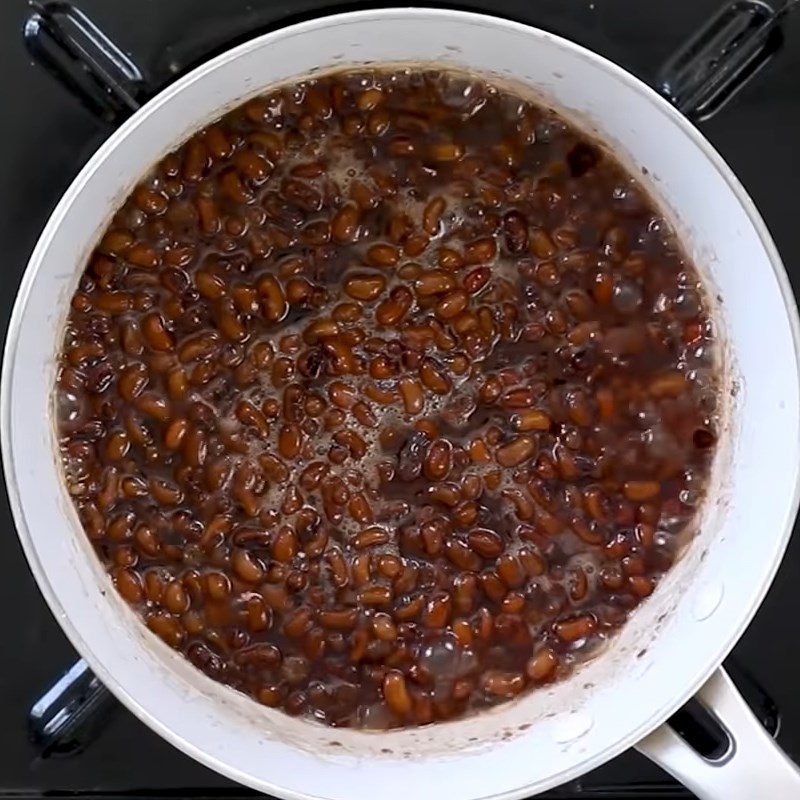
left=57, top=67, right=718, bottom=730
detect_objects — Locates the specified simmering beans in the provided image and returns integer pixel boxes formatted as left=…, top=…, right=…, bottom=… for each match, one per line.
left=56, top=67, right=718, bottom=729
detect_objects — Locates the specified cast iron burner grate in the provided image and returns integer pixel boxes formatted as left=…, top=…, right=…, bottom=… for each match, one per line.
left=4, top=1, right=799, bottom=798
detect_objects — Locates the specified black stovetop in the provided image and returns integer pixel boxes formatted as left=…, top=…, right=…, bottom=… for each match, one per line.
left=2, top=1, right=800, bottom=797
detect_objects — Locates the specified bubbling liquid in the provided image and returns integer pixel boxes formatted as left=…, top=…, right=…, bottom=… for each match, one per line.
left=55, top=67, right=719, bottom=728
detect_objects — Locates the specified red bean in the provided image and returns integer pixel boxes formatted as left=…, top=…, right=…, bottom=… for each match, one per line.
left=496, top=436, right=536, bottom=467
left=376, top=286, right=413, bottom=326
left=331, top=203, right=360, bottom=243
left=258, top=274, right=288, bottom=322
left=526, top=648, right=558, bottom=682
left=141, top=313, right=173, bottom=351
left=344, top=273, right=386, bottom=301
left=467, top=529, right=503, bottom=558
left=383, top=670, right=412, bottom=716
left=482, top=670, right=525, bottom=697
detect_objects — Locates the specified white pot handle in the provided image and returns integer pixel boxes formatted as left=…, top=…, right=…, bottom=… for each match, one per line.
left=636, top=667, right=800, bottom=799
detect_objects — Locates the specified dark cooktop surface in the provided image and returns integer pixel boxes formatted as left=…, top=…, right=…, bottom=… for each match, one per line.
left=1, top=1, right=800, bottom=798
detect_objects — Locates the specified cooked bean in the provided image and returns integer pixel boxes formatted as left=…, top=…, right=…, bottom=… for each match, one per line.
left=482, top=670, right=525, bottom=697
left=526, top=648, right=558, bottom=682
left=146, top=612, right=185, bottom=648
left=650, top=372, right=689, bottom=397
left=358, top=584, right=393, bottom=606
left=344, top=273, right=386, bottom=301
left=318, top=608, right=359, bottom=629
left=445, top=540, right=482, bottom=571
left=419, top=358, right=452, bottom=394
left=351, top=401, right=377, bottom=428
left=117, top=364, right=150, bottom=402
left=131, top=395, right=168, bottom=427
left=284, top=607, right=313, bottom=638
left=463, top=266, right=491, bottom=294
left=383, top=670, right=412, bottom=716
left=164, top=581, right=189, bottom=614
left=629, top=575, right=655, bottom=597
left=128, top=245, right=160, bottom=269
left=438, top=247, right=463, bottom=271
left=232, top=548, right=265, bottom=583
left=467, top=528, right=503, bottom=558
left=623, top=481, right=661, bottom=501
left=354, top=526, right=390, bottom=549
left=375, top=286, right=413, bottom=326
left=428, top=143, right=464, bottom=162
left=422, top=196, right=446, bottom=235
left=141, top=313, right=173, bottom=351
left=501, top=388, right=538, bottom=409
left=183, top=137, right=208, bottom=181
left=415, top=270, right=456, bottom=297
left=511, top=409, right=551, bottom=432
left=366, top=244, right=400, bottom=267
left=258, top=274, right=288, bottom=322
left=331, top=203, right=360, bottom=243
left=372, top=613, right=397, bottom=641
left=496, top=436, right=536, bottom=467
left=464, top=238, right=497, bottom=265
left=114, top=567, right=143, bottom=604
left=163, top=418, right=189, bottom=450
left=423, top=439, right=453, bottom=481
left=497, top=554, right=525, bottom=588
left=422, top=593, right=452, bottom=628
left=278, top=424, right=303, bottom=458
left=555, top=615, right=596, bottom=642
left=435, top=289, right=469, bottom=320
left=455, top=501, right=478, bottom=528
left=271, top=526, right=298, bottom=562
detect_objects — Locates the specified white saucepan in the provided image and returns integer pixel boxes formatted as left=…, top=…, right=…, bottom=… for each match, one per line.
left=4, top=8, right=800, bottom=800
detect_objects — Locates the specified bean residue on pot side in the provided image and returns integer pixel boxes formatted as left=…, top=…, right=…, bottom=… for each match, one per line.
left=56, top=67, right=719, bottom=728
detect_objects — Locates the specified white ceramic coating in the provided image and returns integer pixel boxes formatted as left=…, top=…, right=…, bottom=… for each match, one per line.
left=3, top=9, right=800, bottom=800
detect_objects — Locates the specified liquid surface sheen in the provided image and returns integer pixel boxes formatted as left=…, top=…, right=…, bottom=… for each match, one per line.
left=56, top=68, right=719, bottom=728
